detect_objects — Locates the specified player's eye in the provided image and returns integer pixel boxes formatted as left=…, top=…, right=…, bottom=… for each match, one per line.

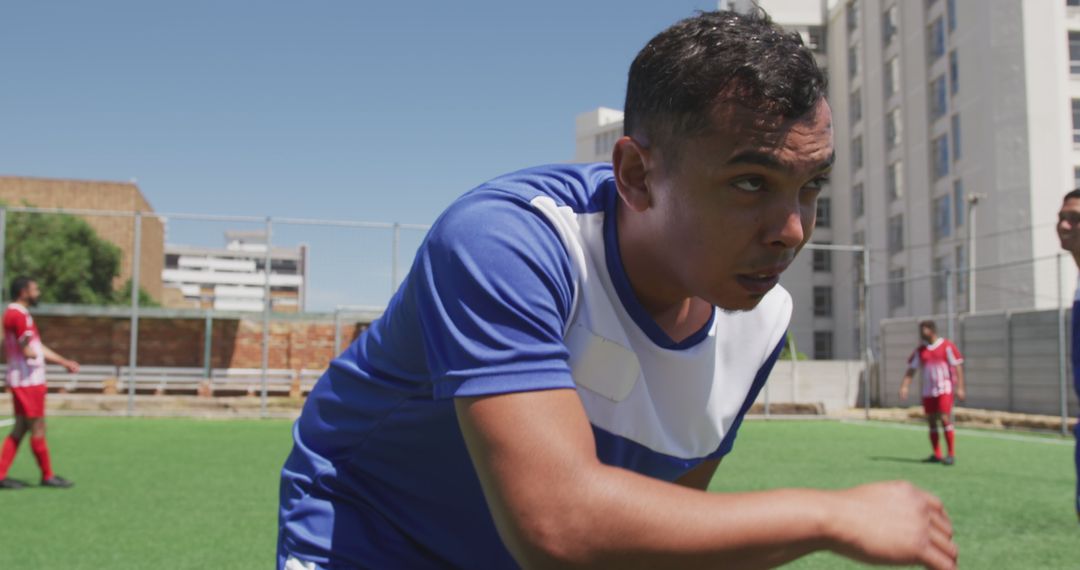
left=804, top=175, right=830, bottom=191
left=732, top=177, right=765, bottom=192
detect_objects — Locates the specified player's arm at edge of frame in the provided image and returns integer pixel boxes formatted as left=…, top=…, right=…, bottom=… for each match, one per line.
left=899, top=368, right=917, bottom=400
left=455, top=388, right=958, bottom=570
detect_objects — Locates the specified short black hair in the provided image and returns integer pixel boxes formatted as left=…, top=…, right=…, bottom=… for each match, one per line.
left=1064, top=188, right=1080, bottom=202
left=624, top=9, right=826, bottom=156
left=919, top=320, right=937, bottom=333
left=10, top=276, right=33, bottom=301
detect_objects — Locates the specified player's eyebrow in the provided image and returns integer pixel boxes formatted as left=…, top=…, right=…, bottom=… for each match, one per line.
left=726, top=150, right=835, bottom=175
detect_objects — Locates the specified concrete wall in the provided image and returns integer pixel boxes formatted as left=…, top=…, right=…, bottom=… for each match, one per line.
left=759, top=359, right=865, bottom=414
left=880, top=309, right=1080, bottom=416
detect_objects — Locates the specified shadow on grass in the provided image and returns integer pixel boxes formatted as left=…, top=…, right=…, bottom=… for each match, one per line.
left=869, top=456, right=939, bottom=465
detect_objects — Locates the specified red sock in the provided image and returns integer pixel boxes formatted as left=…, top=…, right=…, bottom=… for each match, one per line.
left=29, top=437, right=52, bottom=481
left=929, top=429, right=942, bottom=458
left=943, top=423, right=956, bottom=457
left=0, top=436, right=20, bottom=479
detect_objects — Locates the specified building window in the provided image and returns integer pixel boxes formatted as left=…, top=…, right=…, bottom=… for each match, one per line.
left=1074, top=100, right=1080, bottom=144
left=929, top=75, right=947, bottom=121
left=951, top=114, right=961, bottom=162
left=848, top=44, right=859, bottom=79
left=593, top=129, right=619, bottom=158
left=889, top=268, right=906, bottom=310
left=947, top=0, right=957, bottom=33
left=816, top=197, right=831, bottom=228
left=884, top=57, right=900, bottom=97
left=1075, top=167, right=1080, bottom=190
left=814, top=331, right=834, bottom=360
left=853, top=183, right=864, bottom=218
left=851, top=88, right=862, bottom=124
left=814, top=286, right=834, bottom=317
left=813, top=245, right=833, bottom=273
left=949, top=51, right=958, bottom=95
left=933, top=256, right=949, bottom=301
left=887, top=161, right=904, bottom=201
left=882, top=4, right=899, bottom=47
left=1071, top=32, right=1080, bottom=75
left=885, top=108, right=902, bottom=150
left=953, top=179, right=964, bottom=228
left=927, top=18, right=945, bottom=63
left=934, top=194, right=952, bottom=240
left=888, top=214, right=904, bottom=254
left=852, top=135, right=864, bottom=172
left=932, top=134, right=950, bottom=180
left=1070, top=0, right=1080, bottom=7
left=847, top=1, right=859, bottom=32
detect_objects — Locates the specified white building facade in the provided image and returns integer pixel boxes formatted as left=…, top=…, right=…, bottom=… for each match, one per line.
left=162, top=230, right=307, bottom=313
left=828, top=0, right=1079, bottom=359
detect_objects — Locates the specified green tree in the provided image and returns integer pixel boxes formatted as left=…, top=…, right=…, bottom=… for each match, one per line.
left=3, top=208, right=159, bottom=306
left=5, top=210, right=122, bottom=304
left=778, top=331, right=808, bottom=361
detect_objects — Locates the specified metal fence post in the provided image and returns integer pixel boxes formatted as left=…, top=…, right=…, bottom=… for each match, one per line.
left=945, top=269, right=955, bottom=342
left=787, top=334, right=799, bottom=405
left=334, top=308, right=342, bottom=355
left=127, top=211, right=142, bottom=416
left=1005, top=311, right=1014, bottom=413
left=1058, top=253, right=1069, bottom=436
left=861, top=245, right=872, bottom=419
left=0, top=206, right=7, bottom=302
left=261, top=217, right=272, bottom=419
left=203, top=311, right=213, bottom=380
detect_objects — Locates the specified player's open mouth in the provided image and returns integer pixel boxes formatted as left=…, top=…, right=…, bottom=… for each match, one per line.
left=735, top=271, right=781, bottom=294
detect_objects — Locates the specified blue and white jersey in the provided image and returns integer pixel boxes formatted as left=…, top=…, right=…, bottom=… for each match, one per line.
left=277, top=163, right=792, bottom=569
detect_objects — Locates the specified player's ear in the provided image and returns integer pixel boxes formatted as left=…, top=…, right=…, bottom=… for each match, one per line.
left=612, top=135, right=652, bottom=213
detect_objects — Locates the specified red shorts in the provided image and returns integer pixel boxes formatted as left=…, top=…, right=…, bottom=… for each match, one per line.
left=922, top=393, right=954, bottom=416
left=10, top=384, right=47, bottom=418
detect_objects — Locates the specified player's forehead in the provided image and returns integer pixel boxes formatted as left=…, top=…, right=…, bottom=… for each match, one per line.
left=698, top=98, right=834, bottom=174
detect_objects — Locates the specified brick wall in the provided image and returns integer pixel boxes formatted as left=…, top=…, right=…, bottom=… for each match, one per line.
left=25, top=315, right=369, bottom=371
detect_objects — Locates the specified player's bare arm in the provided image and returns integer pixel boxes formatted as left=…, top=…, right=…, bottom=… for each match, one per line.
left=953, top=365, right=965, bottom=401
left=457, top=390, right=958, bottom=570
left=899, top=368, right=916, bottom=400
left=41, top=344, right=79, bottom=373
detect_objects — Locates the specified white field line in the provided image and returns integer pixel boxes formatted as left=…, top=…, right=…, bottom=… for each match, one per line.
left=0, top=418, right=13, bottom=428
left=840, top=419, right=1074, bottom=446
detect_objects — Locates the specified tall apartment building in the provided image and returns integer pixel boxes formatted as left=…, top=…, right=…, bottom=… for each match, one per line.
left=162, top=230, right=307, bottom=313
left=828, top=0, right=1078, bottom=359
left=573, top=0, right=837, bottom=359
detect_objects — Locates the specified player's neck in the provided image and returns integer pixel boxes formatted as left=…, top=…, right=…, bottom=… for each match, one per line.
left=1071, top=249, right=1080, bottom=269
left=14, top=299, right=30, bottom=310
left=616, top=202, right=711, bottom=342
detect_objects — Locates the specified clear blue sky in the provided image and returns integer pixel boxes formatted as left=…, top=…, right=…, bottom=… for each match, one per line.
left=0, top=1, right=719, bottom=309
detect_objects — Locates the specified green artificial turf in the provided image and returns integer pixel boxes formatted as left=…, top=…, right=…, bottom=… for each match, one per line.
left=713, top=421, right=1077, bottom=569
left=0, top=417, right=1073, bottom=568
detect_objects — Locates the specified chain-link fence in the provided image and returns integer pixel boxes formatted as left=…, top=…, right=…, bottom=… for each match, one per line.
left=869, top=253, right=1077, bottom=434
left=0, top=205, right=428, bottom=418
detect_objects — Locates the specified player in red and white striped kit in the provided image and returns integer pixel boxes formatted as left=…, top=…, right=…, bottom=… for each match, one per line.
left=899, top=320, right=966, bottom=466
left=0, top=277, right=79, bottom=489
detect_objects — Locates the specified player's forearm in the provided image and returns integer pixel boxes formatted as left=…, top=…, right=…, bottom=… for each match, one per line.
left=492, top=461, right=843, bottom=570
left=40, top=344, right=69, bottom=365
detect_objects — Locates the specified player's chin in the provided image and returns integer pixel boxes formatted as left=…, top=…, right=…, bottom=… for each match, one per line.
left=711, top=285, right=769, bottom=312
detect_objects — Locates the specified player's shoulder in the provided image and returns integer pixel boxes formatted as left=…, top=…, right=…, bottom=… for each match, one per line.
left=2, top=303, right=25, bottom=322
left=465, top=162, right=614, bottom=214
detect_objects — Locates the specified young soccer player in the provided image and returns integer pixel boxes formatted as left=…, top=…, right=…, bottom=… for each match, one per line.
left=0, top=276, right=79, bottom=489
left=1056, top=189, right=1080, bottom=521
left=278, top=9, right=957, bottom=569
left=899, top=320, right=966, bottom=466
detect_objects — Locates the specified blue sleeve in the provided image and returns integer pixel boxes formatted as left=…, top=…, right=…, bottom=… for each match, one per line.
left=709, top=335, right=786, bottom=458
left=416, top=190, right=577, bottom=399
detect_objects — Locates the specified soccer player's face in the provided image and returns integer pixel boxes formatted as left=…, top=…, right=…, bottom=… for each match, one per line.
left=26, top=281, right=40, bottom=306
left=647, top=99, right=833, bottom=311
left=1057, top=198, right=1080, bottom=253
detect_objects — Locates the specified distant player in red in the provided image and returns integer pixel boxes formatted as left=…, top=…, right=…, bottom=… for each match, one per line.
left=899, top=320, right=966, bottom=466
left=0, top=277, right=79, bottom=489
